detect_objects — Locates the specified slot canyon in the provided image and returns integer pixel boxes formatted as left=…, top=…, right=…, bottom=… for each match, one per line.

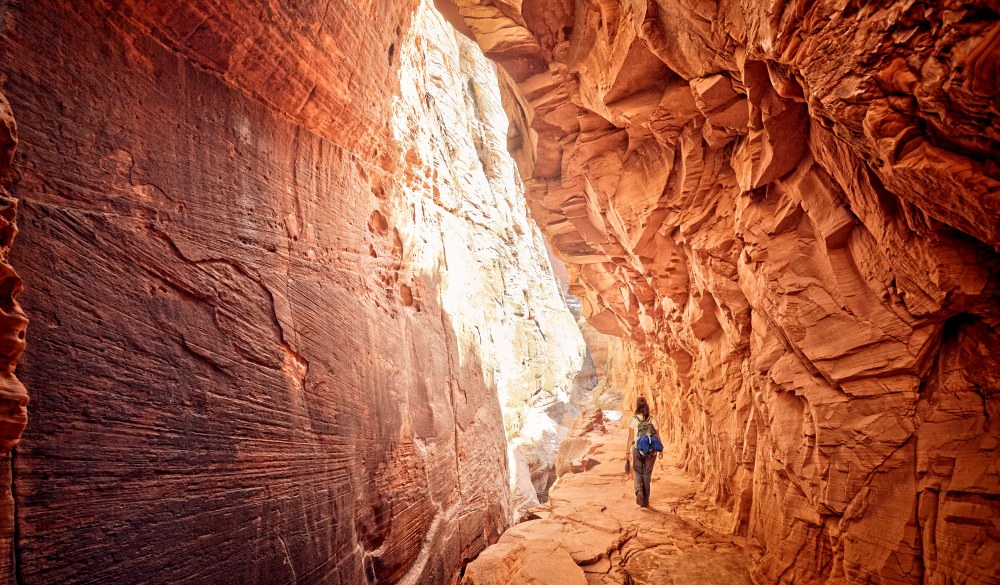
left=0, top=0, right=996, bottom=583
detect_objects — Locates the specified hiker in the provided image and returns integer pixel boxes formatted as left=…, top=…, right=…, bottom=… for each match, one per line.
left=625, top=396, right=661, bottom=507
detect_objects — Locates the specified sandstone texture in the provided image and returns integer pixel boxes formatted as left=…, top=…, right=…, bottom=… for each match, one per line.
left=0, top=89, right=29, bottom=584
left=464, top=411, right=755, bottom=585
left=504, top=271, right=613, bottom=518
left=391, top=1, right=591, bottom=526
left=0, top=0, right=585, bottom=583
left=439, top=1, right=1000, bottom=583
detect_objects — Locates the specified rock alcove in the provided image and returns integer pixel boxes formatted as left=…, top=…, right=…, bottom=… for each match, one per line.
left=0, top=0, right=996, bottom=584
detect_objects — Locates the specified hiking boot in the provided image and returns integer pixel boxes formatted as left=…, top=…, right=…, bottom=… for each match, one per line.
left=642, top=498, right=649, bottom=508
left=635, top=492, right=643, bottom=506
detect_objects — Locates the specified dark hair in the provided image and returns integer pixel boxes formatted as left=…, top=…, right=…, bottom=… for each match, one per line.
left=634, top=396, right=650, bottom=419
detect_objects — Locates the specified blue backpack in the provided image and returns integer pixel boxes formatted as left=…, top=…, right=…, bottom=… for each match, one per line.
left=635, top=416, right=664, bottom=457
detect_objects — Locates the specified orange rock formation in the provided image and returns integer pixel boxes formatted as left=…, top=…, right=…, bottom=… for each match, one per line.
left=438, top=0, right=1000, bottom=583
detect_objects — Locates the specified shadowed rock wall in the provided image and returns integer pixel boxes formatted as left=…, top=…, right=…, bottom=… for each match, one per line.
left=0, top=90, right=29, bottom=583
left=439, top=0, right=1000, bottom=582
left=0, top=0, right=584, bottom=583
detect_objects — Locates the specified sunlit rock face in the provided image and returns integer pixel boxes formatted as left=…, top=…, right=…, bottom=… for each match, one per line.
left=0, top=0, right=582, bottom=582
left=440, top=1, right=1000, bottom=583
left=391, top=0, right=589, bottom=527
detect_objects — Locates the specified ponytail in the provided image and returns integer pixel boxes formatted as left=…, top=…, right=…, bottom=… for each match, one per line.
left=634, top=396, right=650, bottom=419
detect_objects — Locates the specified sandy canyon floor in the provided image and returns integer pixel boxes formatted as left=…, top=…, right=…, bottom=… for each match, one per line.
left=465, top=418, right=756, bottom=584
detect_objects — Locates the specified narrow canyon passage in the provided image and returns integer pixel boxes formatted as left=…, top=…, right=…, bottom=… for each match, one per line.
left=0, top=0, right=996, bottom=584
left=466, top=411, right=756, bottom=585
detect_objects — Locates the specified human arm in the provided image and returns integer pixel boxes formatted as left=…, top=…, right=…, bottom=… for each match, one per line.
left=626, top=413, right=636, bottom=453
left=626, top=425, right=635, bottom=477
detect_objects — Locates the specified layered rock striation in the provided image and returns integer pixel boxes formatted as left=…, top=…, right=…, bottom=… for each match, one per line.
left=439, top=1, right=1000, bottom=583
left=0, top=0, right=585, bottom=583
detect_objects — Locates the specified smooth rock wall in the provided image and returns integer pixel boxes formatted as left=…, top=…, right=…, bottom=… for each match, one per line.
left=439, top=1, right=1000, bottom=582
left=0, top=0, right=583, bottom=582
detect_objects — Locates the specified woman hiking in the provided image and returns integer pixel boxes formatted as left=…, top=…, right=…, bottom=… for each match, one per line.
left=625, top=396, right=660, bottom=507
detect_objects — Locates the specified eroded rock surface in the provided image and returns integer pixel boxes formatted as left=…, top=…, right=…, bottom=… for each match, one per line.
left=0, top=0, right=584, bottom=582
left=391, top=1, right=591, bottom=527
left=440, top=1, right=1000, bottom=582
left=0, top=89, right=29, bottom=585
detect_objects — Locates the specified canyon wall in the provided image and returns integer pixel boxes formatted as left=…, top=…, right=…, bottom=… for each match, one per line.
left=390, top=1, right=590, bottom=527
left=440, top=0, right=1000, bottom=583
left=0, top=90, right=29, bottom=582
left=0, top=0, right=585, bottom=582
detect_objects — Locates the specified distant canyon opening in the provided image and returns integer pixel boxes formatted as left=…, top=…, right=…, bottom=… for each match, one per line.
left=0, top=1, right=997, bottom=585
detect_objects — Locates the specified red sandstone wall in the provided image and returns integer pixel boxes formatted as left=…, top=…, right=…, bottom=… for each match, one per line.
left=440, top=0, right=1000, bottom=583
left=0, top=90, right=29, bottom=584
left=0, top=1, right=512, bottom=583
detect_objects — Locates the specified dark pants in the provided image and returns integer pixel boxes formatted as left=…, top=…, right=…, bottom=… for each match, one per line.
left=632, top=447, right=655, bottom=505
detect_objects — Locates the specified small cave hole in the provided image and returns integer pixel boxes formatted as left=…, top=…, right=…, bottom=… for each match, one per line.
left=387, top=43, right=395, bottom=64
left=368, top=210, right=389, bottom=236
left=942, top=312, right=982, bottom=344
left=399, top=283, right=414, bottom=307
left=748, top=185, right=767, bottom=201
